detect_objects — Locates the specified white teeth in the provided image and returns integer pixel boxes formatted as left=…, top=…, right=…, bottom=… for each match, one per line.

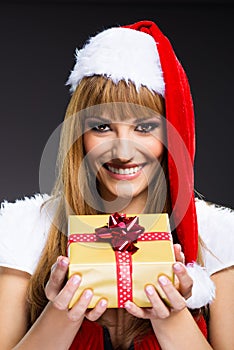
left=107, top=165, right=142, bottom=175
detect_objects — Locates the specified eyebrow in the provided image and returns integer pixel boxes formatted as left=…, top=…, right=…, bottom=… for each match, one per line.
left=132, top=115, right=162, bottom=123
left=85, top=115, right=162, bottom=124
left=85, top=116, right=112, bottom=123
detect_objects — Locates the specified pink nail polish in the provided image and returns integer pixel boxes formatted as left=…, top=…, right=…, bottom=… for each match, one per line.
left=146, top=285, right=155, bottom=295
left=158, top=276, right=169, bottom=286
left=72, top=275, right=81, bottom=285
left=173, top=263, right=182, bottom=271
left=85, top=289, right=93, bottom=299
left=100, top=299, right=107, bottom=307
left=125, top=301, right=131, bottom=309
left=61, top=258, right=69, bottom=267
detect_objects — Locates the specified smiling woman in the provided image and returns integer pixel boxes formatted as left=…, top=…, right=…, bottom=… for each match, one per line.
left=58, top=76, right=169, bottom=216
left=82, top=100, right=165, bottom=214
left=0, top=19, right=234, bottom=350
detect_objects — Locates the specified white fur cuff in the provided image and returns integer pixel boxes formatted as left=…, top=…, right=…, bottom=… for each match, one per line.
left=185, top=263, right=216, bottom=309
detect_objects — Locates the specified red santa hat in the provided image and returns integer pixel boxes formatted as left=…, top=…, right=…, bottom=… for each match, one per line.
left=66, top=20, right=198, bottom=264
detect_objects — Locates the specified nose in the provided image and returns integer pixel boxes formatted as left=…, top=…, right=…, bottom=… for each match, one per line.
left=111, top=137, right=136, bottom=163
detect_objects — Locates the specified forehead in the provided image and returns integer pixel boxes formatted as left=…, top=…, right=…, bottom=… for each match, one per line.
left=79, top=102, right=163, bottom=124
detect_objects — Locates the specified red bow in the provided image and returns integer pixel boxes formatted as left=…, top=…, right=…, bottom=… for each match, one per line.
left=95, top=213, right=145, bottom=254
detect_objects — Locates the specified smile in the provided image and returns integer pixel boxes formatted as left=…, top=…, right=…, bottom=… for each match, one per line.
left=102, top=163, right=145, bottom=180
left=106, top=164, right=143, bottom=175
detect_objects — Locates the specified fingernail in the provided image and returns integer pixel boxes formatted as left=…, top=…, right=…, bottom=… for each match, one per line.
left=100, top=299, right=107, bottom=307
left=146, top=285, right=155, bottom=295
left=175, top=243, right=181, bottom=251
left=173, top=263, right=182, bottom=272
left=60, top=258, right=69, bottom=267
left=158, top=276, right=169, bottom=286
left=125, top=301, right=131, bottom=309
left=85, top=289, right=93, bottom=299
left=71, top=275, right=81, bottom=285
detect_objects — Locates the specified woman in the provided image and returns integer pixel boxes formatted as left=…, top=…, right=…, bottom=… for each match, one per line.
left=0, top=20, right=234, bottom=349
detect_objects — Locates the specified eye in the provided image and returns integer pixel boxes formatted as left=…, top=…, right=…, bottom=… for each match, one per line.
left=135, top=122, right=160, bottom=133
left=87, top=122, right=111, bottom=133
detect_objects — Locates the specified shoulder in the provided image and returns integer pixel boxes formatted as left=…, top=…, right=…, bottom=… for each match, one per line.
left=0, top=193, right=54, bottom=275
left=195, top=198, right=234, bottom=275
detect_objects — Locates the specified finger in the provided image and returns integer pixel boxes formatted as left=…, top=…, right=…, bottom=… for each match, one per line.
left=125, top=301, right=150, bottom=319
left=85, top=299, right=108, bottom=321
left=68, top=289, right=94, bottom=322
left=45, top=256, right=70, bottom=300
left=173, top=263, right=193, bottom=299
left=173, top=244, right=185, bottom=264
left=158, top=276, right=186, bottom=311
left=145, top=285, right=170, bottom=318
left=52, top=274, right=82, bottom=311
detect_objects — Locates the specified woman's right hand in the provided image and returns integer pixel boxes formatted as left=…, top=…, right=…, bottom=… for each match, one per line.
left=5, top=257, right=107, bottom=350
left=45, top=256, right=108, bottom=324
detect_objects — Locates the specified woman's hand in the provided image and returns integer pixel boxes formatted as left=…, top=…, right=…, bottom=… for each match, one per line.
left=173, top=243, right=193, bottom=300
left=124, top=244, right=193, bottom=321
left=45, top=256, right=108, bottom=324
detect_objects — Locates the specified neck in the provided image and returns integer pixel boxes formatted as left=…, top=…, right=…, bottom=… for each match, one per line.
left=101, top=189, right=148, bottom=214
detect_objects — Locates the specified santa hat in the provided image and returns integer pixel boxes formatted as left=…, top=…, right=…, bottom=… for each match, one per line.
left=66, top=21, right=215, bottom=308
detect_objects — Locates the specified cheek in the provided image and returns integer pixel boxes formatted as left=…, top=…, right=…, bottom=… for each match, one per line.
left=145, top=139, right=164, bottom=159
left=83, top=133, right=94, bottom=154
left=83, top=133, right=111, bottom=161
left=83, top=133, right=105, bottom=158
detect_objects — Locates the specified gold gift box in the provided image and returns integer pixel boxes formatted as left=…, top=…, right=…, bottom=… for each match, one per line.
left=68, top=213, right=175, bottom=308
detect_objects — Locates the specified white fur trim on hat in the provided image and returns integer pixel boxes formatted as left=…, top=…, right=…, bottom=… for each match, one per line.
left=66, top=27, right=165, bottom=96
left=185, top=263, right=216, bottom=309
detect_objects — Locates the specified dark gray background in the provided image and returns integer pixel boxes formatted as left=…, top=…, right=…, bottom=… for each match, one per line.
left=0, top=1, right=233, bottom=209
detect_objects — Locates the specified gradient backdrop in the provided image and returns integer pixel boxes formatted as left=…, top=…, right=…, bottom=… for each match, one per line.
left=0, top=1, right=233, bottom=209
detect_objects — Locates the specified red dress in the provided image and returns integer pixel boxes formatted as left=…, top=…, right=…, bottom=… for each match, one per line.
left=69, top=314, right=207, bottom=350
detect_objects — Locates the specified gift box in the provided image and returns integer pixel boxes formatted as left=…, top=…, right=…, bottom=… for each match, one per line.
left=68, top=213, right=175, bottom=308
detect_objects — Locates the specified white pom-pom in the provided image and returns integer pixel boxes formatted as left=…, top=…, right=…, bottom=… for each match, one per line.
left=185, top=263, right=216, bottom=309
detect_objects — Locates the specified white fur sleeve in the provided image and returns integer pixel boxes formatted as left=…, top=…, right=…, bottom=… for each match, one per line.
left=0, top=194, right=51, bottom=275
left=196, top=199, right=234, bottom=276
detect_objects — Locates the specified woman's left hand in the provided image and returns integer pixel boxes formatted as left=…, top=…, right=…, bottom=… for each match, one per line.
left=173, top=243, right=193, bottom=300
left=124, top=244, right=193, bottom=320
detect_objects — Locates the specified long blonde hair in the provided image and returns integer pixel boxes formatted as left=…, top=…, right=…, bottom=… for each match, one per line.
left=27, top=77, right=199, bottom=339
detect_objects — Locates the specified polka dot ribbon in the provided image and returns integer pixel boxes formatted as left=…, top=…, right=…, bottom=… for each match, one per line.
left=68, top=231, right=171, bottom=245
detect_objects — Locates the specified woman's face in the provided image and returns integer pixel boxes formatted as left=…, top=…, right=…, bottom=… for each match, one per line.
left=83, top=111, right=165, bottom=204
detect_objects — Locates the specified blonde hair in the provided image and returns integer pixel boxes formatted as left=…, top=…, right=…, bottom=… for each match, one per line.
left=27, top=76, right=200, bottom=343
